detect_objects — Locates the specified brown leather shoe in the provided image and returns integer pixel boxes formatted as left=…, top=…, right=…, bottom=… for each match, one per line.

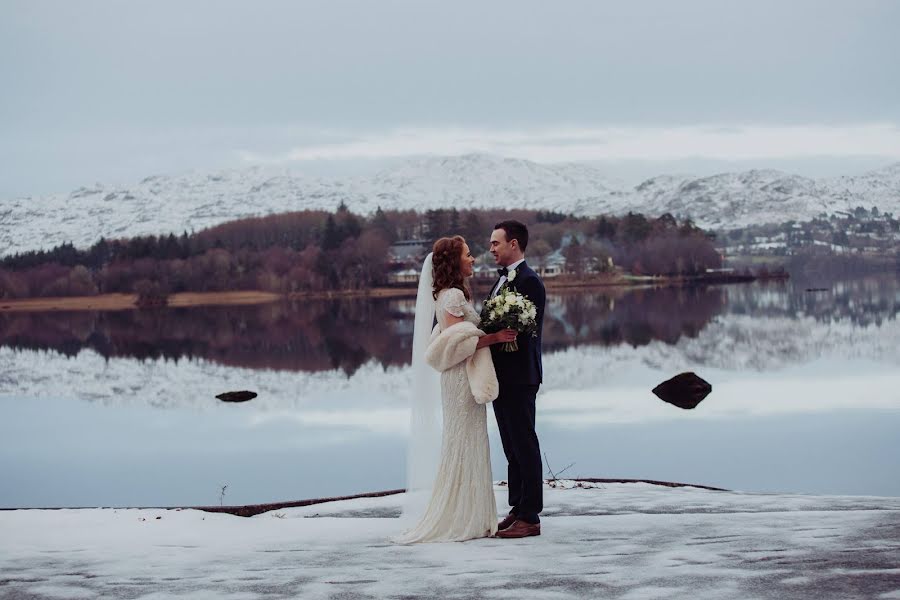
left=494, top=520, right=540, bottom=538
left=497, top=513, right=517, bottom=531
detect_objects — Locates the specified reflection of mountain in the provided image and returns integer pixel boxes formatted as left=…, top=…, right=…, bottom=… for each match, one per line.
left=0, top=287, right=725, bottom=373
left=724, top=276, right=899, bottom=328
left=2, top=311, right=898, bottom=416
left=2, top=279, right=898, bottom=413
left=538, top=276, right=899, bottom=391
left=546, top=313, right=900, bottom=393
left=3, top=278, right=897, bottom=388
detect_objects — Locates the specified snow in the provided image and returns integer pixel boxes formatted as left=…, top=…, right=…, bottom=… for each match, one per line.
left=3, top=154, right=899, bottom=256
left=1, top=482, right=898, bottom=599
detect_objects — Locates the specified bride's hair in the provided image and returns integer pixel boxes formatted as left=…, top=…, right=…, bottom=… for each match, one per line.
left=431, top=235, right=471, bottom=301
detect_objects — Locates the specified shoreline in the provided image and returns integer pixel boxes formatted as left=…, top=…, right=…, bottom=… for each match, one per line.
left=0, top=478, right=729, bottom=517
left=4, top=481, right=896, bottom=599
left=0, top=274, right=770, bottom=313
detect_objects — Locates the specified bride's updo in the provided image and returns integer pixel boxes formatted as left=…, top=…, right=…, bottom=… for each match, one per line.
left=432, top=235, right=471, bottom=301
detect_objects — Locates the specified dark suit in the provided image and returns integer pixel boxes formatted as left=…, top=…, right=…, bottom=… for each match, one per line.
left=488, top=260, right=545, bottom=524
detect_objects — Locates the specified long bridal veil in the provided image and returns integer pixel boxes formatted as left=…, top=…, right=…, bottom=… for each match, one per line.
left=400, top=252, right=442, bottom=525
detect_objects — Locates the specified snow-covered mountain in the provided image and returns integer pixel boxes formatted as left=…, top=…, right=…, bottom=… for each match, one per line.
left=629, top=170, right=831, bottom=229
left=2, top=154, right=899, bottom=256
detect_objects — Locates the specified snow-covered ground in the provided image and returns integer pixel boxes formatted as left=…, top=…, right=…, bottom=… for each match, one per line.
left=1, top=482, right=898, bottom=599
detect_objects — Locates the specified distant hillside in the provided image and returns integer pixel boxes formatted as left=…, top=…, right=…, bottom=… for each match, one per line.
left=2, top=154, right=899, bottom=256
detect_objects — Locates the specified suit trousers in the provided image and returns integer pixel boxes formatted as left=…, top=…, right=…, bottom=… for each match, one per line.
left=492, top=383, right=543, bottom=524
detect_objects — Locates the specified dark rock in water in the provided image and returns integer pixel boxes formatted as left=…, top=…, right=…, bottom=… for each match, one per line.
left=652, top=372, right=711, bottom=409
left=805, top=288, right=829, bottom=292
left=216, top=390, right=257, bottom=403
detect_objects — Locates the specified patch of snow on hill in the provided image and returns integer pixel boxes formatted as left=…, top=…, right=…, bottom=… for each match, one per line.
left=3, top=155, right=899, bottom=256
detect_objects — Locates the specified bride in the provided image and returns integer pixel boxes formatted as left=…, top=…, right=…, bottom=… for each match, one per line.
left=394, top=235, right=518, bottom=544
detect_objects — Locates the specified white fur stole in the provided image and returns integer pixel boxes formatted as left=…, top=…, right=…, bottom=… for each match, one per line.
left=424, top=321, right=499, bottom=404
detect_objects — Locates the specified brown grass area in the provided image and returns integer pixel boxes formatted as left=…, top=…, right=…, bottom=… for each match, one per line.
left=0, top=274, right=662, bottom=314
left=287, top=287, right=419, bottom=301
left=0, top=293, right=140, bottom=313
left=544, top=273, right=629, bottom=288
left=0, top=291, right=282, bottom=313
left=165, top=291, right=282, bottom=307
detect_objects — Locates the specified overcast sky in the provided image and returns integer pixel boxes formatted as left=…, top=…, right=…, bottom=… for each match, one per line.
left=2, top=0, right=899, bottom=196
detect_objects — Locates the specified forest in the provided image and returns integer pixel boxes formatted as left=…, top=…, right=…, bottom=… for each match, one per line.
left=0, top=206, right=722, bottom=299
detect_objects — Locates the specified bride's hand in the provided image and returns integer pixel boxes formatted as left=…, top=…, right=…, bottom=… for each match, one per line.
left=494, top=329, right=518, bottom=344
left=477, top=328, right=518, bottom=349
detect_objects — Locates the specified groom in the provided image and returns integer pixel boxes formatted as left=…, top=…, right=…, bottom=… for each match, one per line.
left=487, top=220, right=546, bottom=539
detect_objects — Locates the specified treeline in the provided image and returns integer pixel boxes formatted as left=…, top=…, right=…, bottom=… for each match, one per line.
left=0, top=205, right=721, bottom=299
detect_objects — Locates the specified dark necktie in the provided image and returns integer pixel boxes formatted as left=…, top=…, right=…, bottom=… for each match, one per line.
left=497, top=267, right=508, bottom=276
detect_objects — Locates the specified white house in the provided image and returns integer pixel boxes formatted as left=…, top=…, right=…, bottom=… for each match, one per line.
left=387, top=268, right=420, bottom=285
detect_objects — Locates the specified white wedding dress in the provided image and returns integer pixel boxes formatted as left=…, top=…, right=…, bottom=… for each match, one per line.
left=394, top=287, right=499, bottom=543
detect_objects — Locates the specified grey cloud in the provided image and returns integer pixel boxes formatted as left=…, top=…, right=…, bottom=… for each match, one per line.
left=1, top=0, right=898, bottom=196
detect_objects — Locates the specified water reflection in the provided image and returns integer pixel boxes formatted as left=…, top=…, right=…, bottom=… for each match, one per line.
left=0, top=286, right=727, bottom=373
left=2, top=277, right=897, bottom=375
left=0, top=300, right=414, bottom=375
left=724, top=276, right=900, bottom=326
left=544, top=285, right=725, bottom=350
left=1, top=275, right=899, bottom=505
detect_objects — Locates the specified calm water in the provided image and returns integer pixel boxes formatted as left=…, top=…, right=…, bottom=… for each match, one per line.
left=1, top=275, right=898, bottom=507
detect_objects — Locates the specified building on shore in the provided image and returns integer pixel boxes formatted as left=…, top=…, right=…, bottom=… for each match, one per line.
left=388, top=240, right=428, bottom=264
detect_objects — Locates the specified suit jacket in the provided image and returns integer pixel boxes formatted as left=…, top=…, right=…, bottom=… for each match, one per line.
left=487, top=260, right=546, bottom=386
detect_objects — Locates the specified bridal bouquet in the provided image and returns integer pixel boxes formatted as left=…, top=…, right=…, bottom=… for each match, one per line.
left=480, top=287, right=538, bottom=352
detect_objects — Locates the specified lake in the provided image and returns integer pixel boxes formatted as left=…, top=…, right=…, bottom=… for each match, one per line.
left=1, top=274, right=898, bottom=508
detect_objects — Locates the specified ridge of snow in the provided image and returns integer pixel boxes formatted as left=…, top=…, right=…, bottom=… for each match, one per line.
left=3, top=156, right=899, bottom=256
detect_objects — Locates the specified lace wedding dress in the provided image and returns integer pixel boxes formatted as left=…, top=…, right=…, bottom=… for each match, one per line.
left=394, top=287, right=499, bottom=543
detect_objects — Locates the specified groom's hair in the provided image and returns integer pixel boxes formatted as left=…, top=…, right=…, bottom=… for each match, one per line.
left=494, top=220, right=529, bottom=251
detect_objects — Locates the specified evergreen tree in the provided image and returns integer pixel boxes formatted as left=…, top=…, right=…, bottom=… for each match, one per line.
left=321, top=215, right=341, bottom=250
left=595, top=216, right=616, bottom=239
left=86, top=238, right=111, bottom=269
left=621, top=212, right=651, bottom=243
left=537, top=211, right=567, bottom=224
left=424, top=209, right=449, bottom=242
left=371, top=206, right=398, bottom=242
left=339, top=211, right=362, bottom=240
left=656, top=213, right=677, bottom=229
left=461, top=212, right=485, bottom=254
left=449, top=208, right=460, bottom=233
left=179, top=232, right=191, bottom=258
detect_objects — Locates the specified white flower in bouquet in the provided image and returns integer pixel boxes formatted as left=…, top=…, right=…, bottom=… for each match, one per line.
left=480, top=287, right=538, bottom=352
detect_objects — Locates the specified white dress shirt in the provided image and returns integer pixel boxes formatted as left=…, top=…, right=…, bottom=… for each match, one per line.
left=490, top=258, right=526, bottom=298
